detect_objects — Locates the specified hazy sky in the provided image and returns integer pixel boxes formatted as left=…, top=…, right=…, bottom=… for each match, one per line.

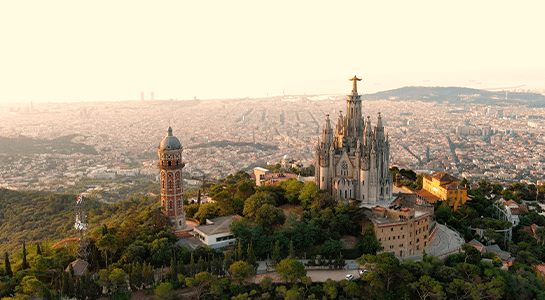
left=1, top=1, right=544, bottom=104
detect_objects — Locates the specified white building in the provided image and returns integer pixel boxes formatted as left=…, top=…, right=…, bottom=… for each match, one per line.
left=193, top=215, right=239, bottom=249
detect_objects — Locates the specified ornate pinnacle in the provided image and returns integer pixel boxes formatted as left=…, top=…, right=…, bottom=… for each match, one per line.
left=349, top=75, right=361, bottom=91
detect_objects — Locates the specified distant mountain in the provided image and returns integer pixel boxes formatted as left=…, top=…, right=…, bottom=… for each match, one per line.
left=362, top=86, right=545, bottom=107
left=0, top=134, right=98, bottom=155
left=187, top=140, right=279, bottom=151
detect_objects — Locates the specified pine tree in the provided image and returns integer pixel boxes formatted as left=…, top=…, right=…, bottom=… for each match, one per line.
left=235, top=239, right=244, bottom=261
left=272, top=241, right=281, bottom=266
left=130, top=262, right=143, bottom=290
left=189, top=253, right=196, bottom=276
left=169, top=257, right=178, bottom=282
left=36, top=243, right=42, bottom=255
left=67, top=265, right=75, bottom=297
left=288, top=240, right=295, bottom=259
left=4, top=252, right=12, bottom=276
left=178, top=258, right=187, bottom=277
left=22, top=241, right=29, bottom=270
left=246, top=243, right=256, bottom=267
left=69, top=263, right=75, bottom=278
left=62, top=270, right=70, bottom=296
left=142, top=262, right=155, bottom=287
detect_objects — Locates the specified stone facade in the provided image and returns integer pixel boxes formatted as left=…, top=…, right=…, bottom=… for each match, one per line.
left=315, top=77, right=392, bottom=204
left=158, top=127, right=186, bottom=231
left=365, top=205, right=434, bottom=257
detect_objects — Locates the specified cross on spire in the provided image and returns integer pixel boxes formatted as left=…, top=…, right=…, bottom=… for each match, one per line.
left=349, top=75, right=361, bottom=91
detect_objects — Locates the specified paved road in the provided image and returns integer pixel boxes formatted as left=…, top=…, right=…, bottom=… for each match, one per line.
left=400, top=223, right=464, bottom=261
left=253, top=269, right=360, bottom=283
left=256, top=259, right=359, bottom=274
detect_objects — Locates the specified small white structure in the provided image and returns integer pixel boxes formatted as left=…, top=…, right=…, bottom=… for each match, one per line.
left=193, top=215, right=240, bottom=249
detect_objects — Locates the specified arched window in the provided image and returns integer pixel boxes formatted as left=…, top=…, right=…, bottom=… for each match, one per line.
left=168, top=180, right=173, bottom=189
left=169, top=201, right=173, bottom=209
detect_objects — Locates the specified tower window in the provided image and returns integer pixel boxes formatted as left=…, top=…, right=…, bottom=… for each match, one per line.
left=168, top=181, right=173, bottom=189
left=169, top=201, right=173, bottom=209
left=168, top=161, right=171, bottom=166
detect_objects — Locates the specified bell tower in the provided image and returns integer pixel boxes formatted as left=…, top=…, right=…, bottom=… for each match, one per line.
left=158, top=127, right=186, bottom=231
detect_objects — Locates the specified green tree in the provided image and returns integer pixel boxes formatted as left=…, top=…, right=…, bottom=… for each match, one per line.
left=279, top=178, right=304, bottom=204
left=21, top=241, right=29, bottom=270
left=357, top=223, right=382, bottom=255
left=462, top=245, right=481, bottom=264
left=339, top=280, right=360, bottom=299
left=228, top=261, right=255, bottom=284
left=321, top=239, right=344, bottom=259
left=409, top=275, right=445, bottom=300
left=275, top=258, right=306, bottom=284
left=299, top=182, right=319, bottom=208
left=4, top=252, right=12, bottom=276
left=460, top=177, right=470, bottom=189
left=357, top=253, right=403, bottom=292
left=271, top=240, right=281, bottom=266
left=96, top=233, right=118, bottom=268
left=186, top=271, right=217, bottom=300
left=21, top=275, right=45, bottom=297
left=323, top=279, right=338, bottom=300
left=243, top=191, right=276, bottom=219
left=129, top=262, right=143, bottom=290
left=154, top=282, right=175, bottom=300
left=194, top=203, right=221, bottom=223
left=149, top=237, right=172, bottom=267
left=109, top=268, right=128, bottom=296
left=254, top=204, right=285, bottom=229
left=142, top=262, right=155, bottom=287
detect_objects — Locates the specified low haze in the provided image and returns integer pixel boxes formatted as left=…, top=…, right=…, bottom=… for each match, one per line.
left=1, top=1, right=544, bottom=104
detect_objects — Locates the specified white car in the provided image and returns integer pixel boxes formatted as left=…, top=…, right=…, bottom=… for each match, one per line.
left=345, top=274, right=355, bottom=281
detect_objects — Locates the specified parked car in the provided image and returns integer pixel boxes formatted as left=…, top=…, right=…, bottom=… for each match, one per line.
left=359, top=269, right=369, bottom=275
left=345, top=274, right=355, bottom=281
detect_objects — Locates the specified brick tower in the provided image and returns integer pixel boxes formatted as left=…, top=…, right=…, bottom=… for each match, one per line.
left=158, top=127, right=186, bottom=231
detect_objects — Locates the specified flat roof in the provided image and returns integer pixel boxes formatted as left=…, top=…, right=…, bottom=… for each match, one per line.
left=194, top=215, right=240, bottom=236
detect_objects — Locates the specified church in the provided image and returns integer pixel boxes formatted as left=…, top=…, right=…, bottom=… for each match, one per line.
left=315, top=76, right=393, bottom=204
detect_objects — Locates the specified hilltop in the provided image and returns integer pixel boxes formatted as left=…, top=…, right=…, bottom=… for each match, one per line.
left=0, top=134, right=98, bottom=155
left=362, top=86, right=545, bottom=107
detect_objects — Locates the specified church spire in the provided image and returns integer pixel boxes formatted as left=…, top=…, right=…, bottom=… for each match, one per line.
left=375, top=112, right=385, bottom=141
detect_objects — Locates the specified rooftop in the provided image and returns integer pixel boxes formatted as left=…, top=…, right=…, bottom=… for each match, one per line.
left=194, top=215, right=241, bottom=236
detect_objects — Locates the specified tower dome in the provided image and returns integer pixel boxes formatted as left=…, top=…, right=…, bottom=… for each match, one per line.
left=159, top=127, right=182, bottom=151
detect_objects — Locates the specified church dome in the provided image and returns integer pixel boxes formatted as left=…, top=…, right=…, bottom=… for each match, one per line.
left=159, top=127, right=182, bottom=151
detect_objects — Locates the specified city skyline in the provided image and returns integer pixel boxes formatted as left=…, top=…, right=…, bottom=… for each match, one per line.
left=1, top=1, right=544, bottom=104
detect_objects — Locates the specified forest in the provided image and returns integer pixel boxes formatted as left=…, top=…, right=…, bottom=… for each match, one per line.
left=1, top=170, right=545, bottom=299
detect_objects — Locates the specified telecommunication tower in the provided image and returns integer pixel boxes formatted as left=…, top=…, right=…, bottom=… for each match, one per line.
left=74, top=195, right=90, bottom=261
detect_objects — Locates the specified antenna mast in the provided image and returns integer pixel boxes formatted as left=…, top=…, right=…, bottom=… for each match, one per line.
left=74, top=195, right=90, bottom=261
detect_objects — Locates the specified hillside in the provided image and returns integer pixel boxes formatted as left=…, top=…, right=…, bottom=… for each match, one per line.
left=0, top=134, right=98, bottom=155
left=0, top=188, right=158, bottom=255
left=363, top=86, right=545, bottom=107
